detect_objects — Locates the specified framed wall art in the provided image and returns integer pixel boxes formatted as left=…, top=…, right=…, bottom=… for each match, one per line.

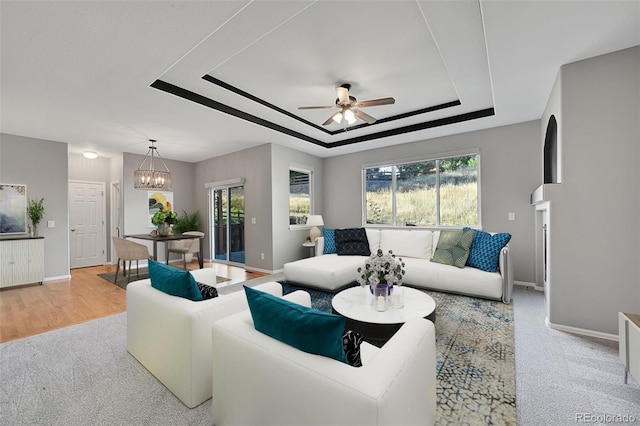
left=148, top=191, right=173, bottom=227
left=0, top=184, right=27, bottom=234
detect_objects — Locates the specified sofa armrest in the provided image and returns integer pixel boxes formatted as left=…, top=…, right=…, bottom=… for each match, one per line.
left=211, top=314, right=436, bottom=425
left=499, top=245, right=514, bottom=303
left=314, top=236, right=325, bottom=256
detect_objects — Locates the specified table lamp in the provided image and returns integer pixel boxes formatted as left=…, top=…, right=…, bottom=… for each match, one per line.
left=306, top=215, right=324, bottom=242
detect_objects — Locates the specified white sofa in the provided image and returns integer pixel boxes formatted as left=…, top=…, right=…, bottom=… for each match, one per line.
left=211, top=290, right=437, bottom=426
left=126, top=270, right=282, bottom=408
left=284, top=228, right=513, bottom=303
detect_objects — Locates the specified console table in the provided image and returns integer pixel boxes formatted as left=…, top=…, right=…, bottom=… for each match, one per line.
left=0, top=236, right=45, bottom=288
left=619, top=312, right=640, bottom=384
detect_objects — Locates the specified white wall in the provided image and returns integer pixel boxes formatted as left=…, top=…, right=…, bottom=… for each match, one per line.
left=543, top=46, right=640, bottom=335
left=323, top=120, right=541, bottom=284
left=0, top=133, right=70, bottom=280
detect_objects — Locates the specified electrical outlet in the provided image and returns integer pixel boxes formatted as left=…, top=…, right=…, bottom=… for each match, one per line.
left=251, top=217, right=256, bottom=224
left=260, top=253, right=265, bottom=260
left=47, top=220, right=55, bottom=228
left=508, top=213, right=516, bottom=221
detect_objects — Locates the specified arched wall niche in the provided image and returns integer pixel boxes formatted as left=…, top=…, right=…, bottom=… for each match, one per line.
left=543, top=115, right=558, bottom=184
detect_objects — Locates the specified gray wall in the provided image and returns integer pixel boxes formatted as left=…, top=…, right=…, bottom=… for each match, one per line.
left=0, top=133, right=70, bottom=280
left=194, top=144, right=273, bottom=271
left=323, top=121, right=541, bottom=285
left=122, top=151, right=196, bottom=262
left=271, top=143, right=324, bottom=270
left=543, top=46, right=640, bottom=335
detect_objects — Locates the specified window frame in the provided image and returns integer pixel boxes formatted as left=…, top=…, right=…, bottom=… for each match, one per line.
left=361, top=149, right=481, bottom=229
left=289, top=165, right=315, bottom=229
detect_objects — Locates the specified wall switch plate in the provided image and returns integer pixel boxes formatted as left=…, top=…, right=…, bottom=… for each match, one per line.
left=47, top=220, right=55, bottom=228
left=508, top=213, right=516, bottom=221
left=251, top=217, right=256, bottom=224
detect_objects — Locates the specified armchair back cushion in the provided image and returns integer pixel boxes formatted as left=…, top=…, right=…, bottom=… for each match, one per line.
left=148, top=259, right=203, bottom=301
left=244, top=286, right=348, bottom=364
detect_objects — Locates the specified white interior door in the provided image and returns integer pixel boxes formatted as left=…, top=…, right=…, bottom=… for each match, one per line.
left=69, top=181, right=106, bottom=269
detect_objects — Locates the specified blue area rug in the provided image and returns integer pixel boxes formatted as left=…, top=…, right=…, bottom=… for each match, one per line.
left=280, top=282, right=516, bottom=425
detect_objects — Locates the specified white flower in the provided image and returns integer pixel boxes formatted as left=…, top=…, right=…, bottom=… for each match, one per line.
left=357, top=249, right=406, bottom=287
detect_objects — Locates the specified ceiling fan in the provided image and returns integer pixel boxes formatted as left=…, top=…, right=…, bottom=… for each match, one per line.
left=298, top=84, right=395, bottom=126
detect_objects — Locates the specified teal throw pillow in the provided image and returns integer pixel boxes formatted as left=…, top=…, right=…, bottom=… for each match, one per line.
left=465, top=228, right=511, bottom=272
left=323, top=228, right=337, bottom=254
left=431, top=228, right=475, bottom=268
left=148, top=259, right=203, bottom=301
left=244, top=285, right=348, bottom=364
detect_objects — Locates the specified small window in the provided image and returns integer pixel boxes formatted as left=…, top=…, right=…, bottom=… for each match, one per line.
left=289, top=168, right=312, bottom=226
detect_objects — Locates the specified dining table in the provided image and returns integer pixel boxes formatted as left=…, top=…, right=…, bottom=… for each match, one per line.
left=124, top=232, right=205, bottom=269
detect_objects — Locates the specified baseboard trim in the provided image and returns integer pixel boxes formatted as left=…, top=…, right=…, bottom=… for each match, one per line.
left=547, top=320, right=618, bottom=342
left=44, top=274, right=71, bottom=282
left=514, top=280, right=542, bottom=290
left=245, top=266, right=281, bottom=275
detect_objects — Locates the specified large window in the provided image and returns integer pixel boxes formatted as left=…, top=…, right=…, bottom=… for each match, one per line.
left=289, top=168, right=313, bottom=226
left=364, top=154, right=479, bottom=227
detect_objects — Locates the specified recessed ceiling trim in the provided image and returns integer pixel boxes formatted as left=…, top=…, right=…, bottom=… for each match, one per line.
left=151, top=79, right=494, bottom=149
left=202, top=74, right=461, bottom=135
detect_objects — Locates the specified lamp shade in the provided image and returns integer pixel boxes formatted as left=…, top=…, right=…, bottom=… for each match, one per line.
left=306, top=215, right=324, bottom=227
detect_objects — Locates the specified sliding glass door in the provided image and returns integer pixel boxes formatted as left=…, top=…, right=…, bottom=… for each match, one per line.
left=211, top=185, right=245, bottom=265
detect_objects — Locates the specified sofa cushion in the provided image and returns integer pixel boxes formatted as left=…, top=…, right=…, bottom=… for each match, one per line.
left=465, top=228, right=511, bottom=272
left=430, top=228, right=475, bottom=268
left=244, top=286, right=349, bottom=364
left=196, top=282, right=219, bottom=300
left=380, top=229, right=432, bottom=259
left=335, top=228, right=371, bottom=256
left=284, top=254, right=366, bottom=291
left=342, top=329, right=364, bottom=367
left=148, top=259, right=203, bottom=301
left=365, top=228, right=381, bottom=254
left=323, top=228, right=337, bottom=254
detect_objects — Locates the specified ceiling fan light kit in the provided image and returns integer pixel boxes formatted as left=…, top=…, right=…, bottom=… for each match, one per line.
left=299, top=83, right=395, bottom=127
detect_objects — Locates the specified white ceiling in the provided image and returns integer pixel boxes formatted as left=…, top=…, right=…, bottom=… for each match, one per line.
left=1, top=1, right=638, bottom=163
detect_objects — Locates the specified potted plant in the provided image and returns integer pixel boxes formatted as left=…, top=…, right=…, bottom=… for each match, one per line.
left=26, top=198, right=45, bottom=237
left=151, top=210, right=177, bottom=236
left=173, top=210, right=199, bottom=235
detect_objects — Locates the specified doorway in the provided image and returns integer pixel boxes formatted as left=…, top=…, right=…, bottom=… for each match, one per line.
left=69, top=181, right=106, bottom=268
left=211, top=184, right=245, bottom=265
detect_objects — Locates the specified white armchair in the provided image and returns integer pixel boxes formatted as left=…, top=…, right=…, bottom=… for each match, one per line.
left=126, top=276, right=283, bottom=408
left=211, top=290, right=437, bottom=426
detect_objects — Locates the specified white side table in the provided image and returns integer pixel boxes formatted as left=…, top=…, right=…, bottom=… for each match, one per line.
left=619, top=312, right=640, bottom=384
left=302, top=241, right=315, bottom=257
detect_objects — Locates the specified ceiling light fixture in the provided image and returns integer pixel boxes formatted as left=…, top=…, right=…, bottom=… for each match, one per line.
left=133, top=139, right=172, bottom=190
left=83, top=151, right=98, bottom=159
left=343, top=108, right=357, bottom=125
left=332, top=111, right=344, bottom=124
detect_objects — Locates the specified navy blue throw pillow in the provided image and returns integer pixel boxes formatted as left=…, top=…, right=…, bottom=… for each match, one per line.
left=334, top=228, right=371, bottom=256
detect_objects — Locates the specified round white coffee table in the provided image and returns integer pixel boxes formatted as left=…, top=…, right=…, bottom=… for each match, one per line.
left=331, top=286, right=436, bottom=347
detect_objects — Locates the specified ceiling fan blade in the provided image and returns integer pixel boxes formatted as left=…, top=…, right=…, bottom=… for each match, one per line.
left=336, top=86, right=350, bottom=105
left=322, top=112, right=341, bottom=126
left=354, top=109, right=377, bottom=124
left=354, top=97, right=396, bottom=107
left=298, top=105, right=337, bottom=110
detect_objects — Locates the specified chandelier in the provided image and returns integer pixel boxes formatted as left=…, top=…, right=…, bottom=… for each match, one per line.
left=133, top=139, right=172, bottom=190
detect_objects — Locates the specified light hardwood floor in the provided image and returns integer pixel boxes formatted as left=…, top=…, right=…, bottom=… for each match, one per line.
left=0, top=261, right=266, bottom=343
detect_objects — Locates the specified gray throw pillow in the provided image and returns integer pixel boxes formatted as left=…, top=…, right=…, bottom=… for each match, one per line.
left=431, top=228, right=475, bottom=268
